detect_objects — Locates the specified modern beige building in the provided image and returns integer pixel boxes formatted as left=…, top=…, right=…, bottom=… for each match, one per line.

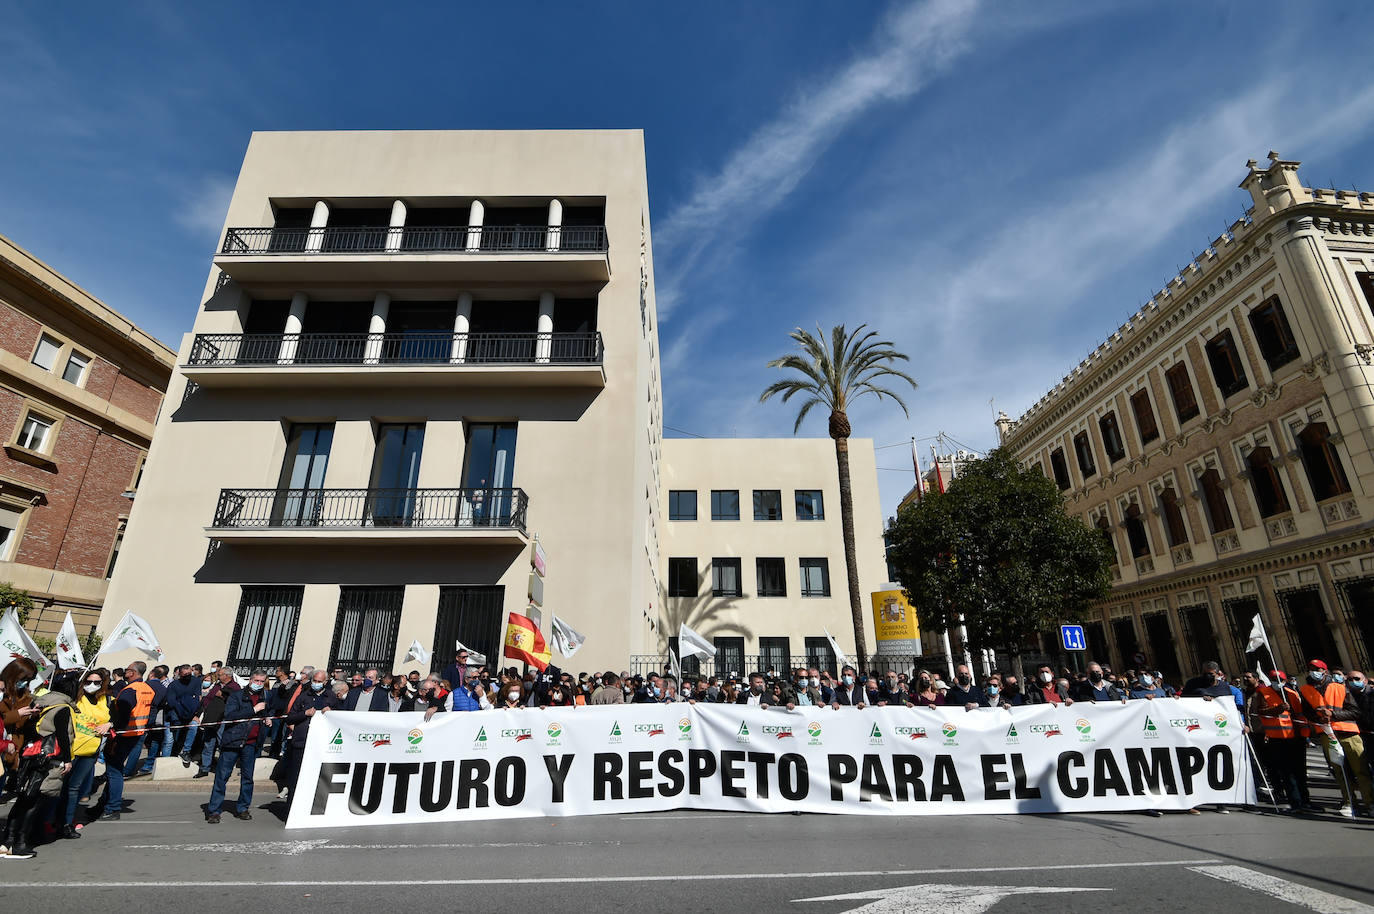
left=100, top=129, right=889, bottom=678
left=0, top=234, right=174, bottom=639
left=996, top=153, right=1374, bottom=681
left=653, top=437, right=886, bottom=676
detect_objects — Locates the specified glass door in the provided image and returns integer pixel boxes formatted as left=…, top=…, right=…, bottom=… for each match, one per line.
left=272, top=424, right=333, bottom=526
left=369, top=423, right=425, bottom=526
left=462, top=423, right=516, bottom=526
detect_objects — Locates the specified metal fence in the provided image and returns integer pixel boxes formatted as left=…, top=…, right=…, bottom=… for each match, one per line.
left=212, top=487, right=528, bottom=533
left=220, top=224, right=609, bottom=255
left=187, top=331, right=604, bottom=367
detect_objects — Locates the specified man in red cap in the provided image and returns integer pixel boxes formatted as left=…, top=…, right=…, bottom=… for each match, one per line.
left=1298, top=658, right=1373, bottom=817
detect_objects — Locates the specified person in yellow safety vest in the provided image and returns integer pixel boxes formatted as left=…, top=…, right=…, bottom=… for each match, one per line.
left=1245, top=670, right=1311, bottom=811
left=1298, top=658, right=1374, bottom=818
left=95, top=660, right=154, bottom=821
left=62, top=669, right=113, bottom=837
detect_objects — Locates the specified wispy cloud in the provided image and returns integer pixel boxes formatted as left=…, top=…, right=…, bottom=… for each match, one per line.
left=172, top=175, right=235, bottom=240
left=654, top=0, right=984, bottom=317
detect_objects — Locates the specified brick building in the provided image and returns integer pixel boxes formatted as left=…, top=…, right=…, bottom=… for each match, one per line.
left=0, top=233, right=174, bottom=640
left=996, top=154, right=1374, bottom=681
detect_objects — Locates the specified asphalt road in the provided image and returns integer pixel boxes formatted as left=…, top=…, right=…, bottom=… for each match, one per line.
left=3, top=758, right=1373, bottom=912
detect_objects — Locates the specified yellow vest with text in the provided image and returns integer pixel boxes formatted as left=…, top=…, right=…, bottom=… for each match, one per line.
left=71, top=694, right=111, bottom=757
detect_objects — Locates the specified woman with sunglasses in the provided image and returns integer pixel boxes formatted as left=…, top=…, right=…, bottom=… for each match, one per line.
left=62, top=669, right=112, bottom=837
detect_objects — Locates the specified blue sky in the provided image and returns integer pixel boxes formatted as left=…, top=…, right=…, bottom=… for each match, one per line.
left=3, top=0, right=1373, bottom=514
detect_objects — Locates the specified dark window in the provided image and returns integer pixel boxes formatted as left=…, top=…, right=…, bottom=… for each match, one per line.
left=1165, top=364, right=1199, bottom=423
left=1197, top=468, right=1234, bottom=533
left=1159, top=487, right=1188, bottom=548
left=461, top=423, right=519, bottom=526
left=105, top=526, right=124, bottom=579
left=759, top=637, right=790, bottom=675
left=711, top=490, right=740, bottom=521
left=714, top=637, right=745, bottom=679
left=711, top=558, right=742, bottom=597
left=1096, top=515, right=1117, bottom=565
left=666, top=636, right=700, bottom=677
left=799, top=558, right=830, bottom=597
left=273, top=423, right=334, bottom=526
left=1073, top=432, right=1097, bottom=477
left=668, top=490, right=697, bottom=521
left=1357, top=272, right=1374, bottom=318
left=228, top=586, right=304, bottom=675
left=756, top=558, right=786, bottom=597
left=1131, top=390, right=1160, bottom=443
left=1248, top=297, right=1300, bottom=371
left=753, top=490, right=783, bottom=521
left=1099, top=412, right=1126, bottom=463
left=329, top=586, right=403, bottom=672
left=1205, top=330, right=1249, bottom=398
left=432, top=586, right=504, bottom=675
left=795, top=490, right=825, bottom=520
left=1124, top=504, right=1151, bottom=559
left=1050, top=448, right=1071, bottom=491
left=370, top=423, right=426, bottom=526
left=1246, top=446, right=1290, bottom=518
left=668, top=558, right=698, bottom=597
left=804, top=636, right=838, bottom=675
left=1297, top=422, right=1352, bottom=501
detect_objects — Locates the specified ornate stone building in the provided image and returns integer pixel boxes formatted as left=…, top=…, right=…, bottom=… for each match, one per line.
left=997, top=154, right=1374, bottom=680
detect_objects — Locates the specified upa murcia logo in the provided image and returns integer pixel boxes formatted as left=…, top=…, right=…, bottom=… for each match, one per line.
left=546, top=723, right=563, bottom=747
left=1004, top=723, right=1020, bottom=745
left=736, top=721, right=751, bottom=744
left=1213, top=712, right=1229, bottom=731
left=1170, top=717, right=1202, bottom=733
left=762, top=724, right=794, bottom=740
left=1143, top=716, right=1160, bottom=739
left=895, top=726, right=928, bottom=741
left=359, top=732, right=391, bottom=749
left=327, top=728, right=344, bottom=753
left=1028, top=723, right=1063, bottom=738
left=634, top=723, right=665, bottom=737
left=502, top=728, right=533, bottom=743
left=868, top=723, right=884, bottom=746
left=609, top=721, right=623, bottom=744
left=1075, top=718, right=1095, bottom=743
left=677, top=718, right=692, bottom=741
left=940, top=722, right=958, bottom=746
left=807, top=721, right=823, bottom=745
left=406, top=728, right=424, bottom=754
left=474, top=726, right=489, bottom=750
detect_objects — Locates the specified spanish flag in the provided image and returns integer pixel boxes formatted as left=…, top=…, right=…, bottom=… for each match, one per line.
left=503, top=611, right=551, bottom=671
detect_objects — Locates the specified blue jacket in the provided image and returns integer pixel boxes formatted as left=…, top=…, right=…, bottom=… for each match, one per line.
left=945, top=683, right=990, bottom=708
left=1130, top=686, right=1168, bottom=700
left=219, top=687, right=266, bottom=750
left=166, top=677, right=202, bottom=720
left=449, top=686, right=482, bottom=712
left=345, top=686, right=390, bottom=712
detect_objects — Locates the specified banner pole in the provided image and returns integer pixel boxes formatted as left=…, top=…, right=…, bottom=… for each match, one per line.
left=1243, top=732, right=1282, bottom=813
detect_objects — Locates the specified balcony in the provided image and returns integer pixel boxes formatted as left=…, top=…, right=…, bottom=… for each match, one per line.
left=213, top=224, right=610, bottom=286
left=181, top=331, right=605, bottom=389
left=207, top=487, right=529, bottom=546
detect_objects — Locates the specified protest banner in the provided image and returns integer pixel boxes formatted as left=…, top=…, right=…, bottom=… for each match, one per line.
left=286, top=699, right=1252, bottom=828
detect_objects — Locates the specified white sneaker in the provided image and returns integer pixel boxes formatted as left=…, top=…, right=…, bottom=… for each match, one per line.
left=1339, top=805, right=1354, bottom=818
left=276, top=788, right=289, bottom=800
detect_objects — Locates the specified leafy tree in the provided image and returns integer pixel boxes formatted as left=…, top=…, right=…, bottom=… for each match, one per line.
left=887, top=449, right=1112, bottom=669
left=0, top=582, right=36, bottom=625
left=761, top=324, right=917, bottom=669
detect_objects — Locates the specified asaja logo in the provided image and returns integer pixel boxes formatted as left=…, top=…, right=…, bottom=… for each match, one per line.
left=895, top=726, right=928, bottom=740
left=358, top=732, right=391, bottom=748
left=762, top=725, right=794, bottom=740
left=1143, top=716, right=1160, bottom=739
left=609, top=721, right=623, bottom=744
left=868, top=723, right=884, bottom=745
left=327, top=728, right=344, bottom=753
left=501, top=728, right=533, bottom=742
left=1006, top=724, right=1018, bottom=738
left=474, top=726, right=489, bottom=750
left=1213, top=713, right=1229, bottom=731
left=405, top=728, right=424, bottom=754
left=807, top=721, right=823, bottom=745
left=1170, top=718, right=1201, bottom=732
left=736, top=721, right=751, bottom=743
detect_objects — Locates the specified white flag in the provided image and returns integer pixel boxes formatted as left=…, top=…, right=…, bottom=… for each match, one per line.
left=406, top=639, right=430, bottom=665
left=456, top=639, right=487, bottom=668
left=0, top=608, right=53, bottom=683
left=668, top=648, right=682, bottom=685
left=101, top=610, right=165, bottom=662
left=678, top=623, right=716, bottom=660
left=550, top=614, right=587, bottom=658
left=1245, top=612, right=1268, bottom=654
left=56, top=611, right=85, bottom=669
left=823, top=626, right=850, bottom=670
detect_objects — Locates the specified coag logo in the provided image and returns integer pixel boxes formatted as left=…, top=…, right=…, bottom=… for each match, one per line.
left=895, top=726, right=928, bottom=740
left=1029, top=723, right=1062, bottom=737
left=762, top=725, right=794, bottom=740
left=634, top=723, right=665, bottom=737
left=501, top=728, right=533, bottom=742
left=1213, top=713, right=1229, bottom=731
left=1170, top=718, right=1201, bottom=732
left=359, top=732, right=391, bottom=748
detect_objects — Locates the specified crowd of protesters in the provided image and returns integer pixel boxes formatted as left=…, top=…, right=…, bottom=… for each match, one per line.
left=1, top=646, right=1371, bottom=858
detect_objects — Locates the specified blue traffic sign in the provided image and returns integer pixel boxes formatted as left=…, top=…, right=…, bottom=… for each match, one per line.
left=1060, top=624, right=1086, bottom=651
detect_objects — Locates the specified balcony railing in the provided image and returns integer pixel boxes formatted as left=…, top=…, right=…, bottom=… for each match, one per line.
left=220, top=224, right=608, bottom=255
left=212, top=487, right=528, bottom=533
left=187, top=332, right=603, bottom=367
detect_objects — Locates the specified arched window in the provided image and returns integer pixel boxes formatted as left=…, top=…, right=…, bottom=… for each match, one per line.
left=1124, top=503, right=1151, bottom=559
left=1246, top=446, right=1290, bottom=518
left=1096, top=515, right=1118, bottom=565
left=1297, top=422, right=1351, bottom=501
left=1158, top=487, right=1188, bottom=547
left=1197, top=467, right=1234, bottom=533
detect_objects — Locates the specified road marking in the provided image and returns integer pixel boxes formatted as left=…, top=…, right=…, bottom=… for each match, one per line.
left=126, top=840, right=623, bottom=856
left=120, top=820, right=195, bottom=825
left=795, top=883, right=1106, bottom=914
left=1189, top=865, right=1374, bottom=913
left=2, top=857, right=1218, bottom=889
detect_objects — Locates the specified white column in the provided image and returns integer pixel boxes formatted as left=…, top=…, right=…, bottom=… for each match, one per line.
left=386, top=200, right=406, bottom=253
left=537, top=291, right=555, bottom=363
left=278, top=292, right=308, bottom=363
left=305, top=201, right=329, bottom=253
left=465, top=199, right=485, bottom=252
left=364, top=292, right=390, bottom=364
left=546, top=198, right=563, bottom=252
left=451, top=292, right=473, bottom=363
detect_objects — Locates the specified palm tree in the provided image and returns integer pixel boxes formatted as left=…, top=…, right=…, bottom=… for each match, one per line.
left=760, top=324, right=916, bottom=671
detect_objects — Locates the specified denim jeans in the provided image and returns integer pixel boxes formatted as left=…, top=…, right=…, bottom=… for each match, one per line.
left=207, top=743, right=257, bottom=815
left=103, top=733, right=143, bottom=813
left=122, top=732, right=148, bottom=778
left=199, top=732, right=218, bottom=774
left=63, top=755, right=98, bottom=825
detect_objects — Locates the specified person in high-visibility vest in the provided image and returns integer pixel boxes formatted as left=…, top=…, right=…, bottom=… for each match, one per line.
left=1298, top=659, right=1373, bottom=817
left=1245, top=670, right=1310, bottom=811
left=96, top=660, right=154, bottom=821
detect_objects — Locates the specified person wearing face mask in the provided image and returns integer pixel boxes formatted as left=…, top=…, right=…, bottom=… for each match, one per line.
left=345, top=668, right=390, bottom=712
left=1000, top=675, right=1025, bottom=707
left=1298, top=659, right=1373, bottom=817
left=590, top=672, right=625, bottom=705
left=1349, top=670, right=1374, bottom=742
left=1181, top=661, right=1235, bottom=701
left=787, top=669, right=823, bottom=708
left=164, top=664, right=203, bottom=763
left=499, top=682, right=526, bottom=709
left=910, top=671, right=943, bottom=707
left=945, top=664, right=990, bottom=711
left=1247, top=670, right=1311, bottom=812
left=1129, top=671, right=1167, bottom=700
left=1027, top=665, right=1072, bottom=706
left=282, top=670, right=338, bottom=802
left=830, top=666, right=867, bottom=708
left=633, top=673, right=666, bottom=704
left=2, top=669, right=78, bottom=859
left=1071, top=661, right=1126, bottom=703
left=736, top=672, right=776, bottom=708
left=1, top=658, right=39, bottom=783
left=61, top=669, right=112, bottom=836
left=878, top=672, right=908, bottom=707
left=205, top=669, right=270, bottom=824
